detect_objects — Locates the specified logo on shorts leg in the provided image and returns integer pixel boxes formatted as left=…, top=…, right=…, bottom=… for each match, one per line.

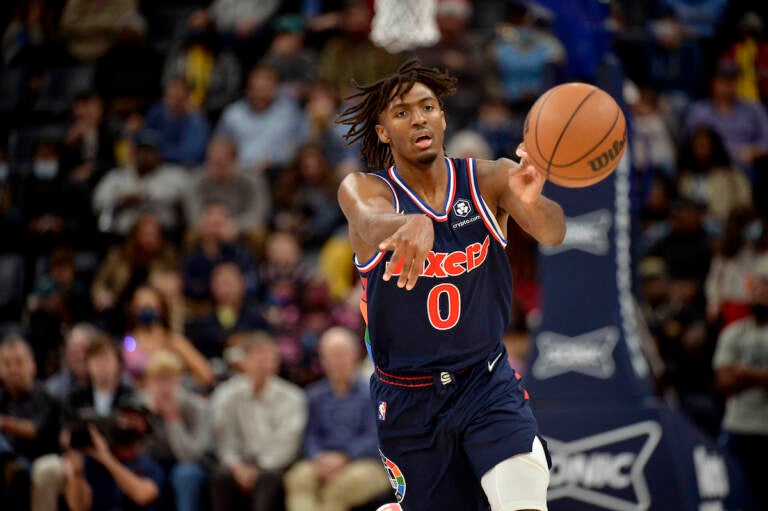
left=380, top=450, right=406, bottom=503
left=378, top=401, right=387, bottom=421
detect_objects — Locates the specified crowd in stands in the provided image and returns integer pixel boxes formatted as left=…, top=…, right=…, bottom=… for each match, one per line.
left=0, top=0, right=767, bottom=509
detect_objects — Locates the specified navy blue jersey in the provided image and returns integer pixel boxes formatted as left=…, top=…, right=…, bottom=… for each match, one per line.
left=356, top=157, right=513, bottom=374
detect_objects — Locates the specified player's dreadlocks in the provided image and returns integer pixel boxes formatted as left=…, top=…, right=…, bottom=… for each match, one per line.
left=337, top=59, right=457, bottom=170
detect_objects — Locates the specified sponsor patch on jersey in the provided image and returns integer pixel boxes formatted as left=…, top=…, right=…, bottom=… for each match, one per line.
left=378, top=401, right=387, bottom=421
left=380, top=450, right=407, bottom=503
left=453, top=198, right=472, bottom=217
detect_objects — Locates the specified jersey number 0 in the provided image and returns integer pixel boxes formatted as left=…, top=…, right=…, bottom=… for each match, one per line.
left=427, top=283, right=461, bottom=330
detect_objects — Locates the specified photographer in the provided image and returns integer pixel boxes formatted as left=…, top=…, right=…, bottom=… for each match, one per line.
left=32, top=333, right=134, bottom=511
left=63, top=396, right=165, bottom=511
left=142, top=350, right=210, bottom=511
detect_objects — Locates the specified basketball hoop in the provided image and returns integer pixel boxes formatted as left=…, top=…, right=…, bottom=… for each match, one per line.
left=371, top=0, right=440, bottom=53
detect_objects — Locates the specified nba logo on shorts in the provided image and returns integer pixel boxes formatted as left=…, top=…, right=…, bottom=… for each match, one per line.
left=378, top=401, right=387, bottom=421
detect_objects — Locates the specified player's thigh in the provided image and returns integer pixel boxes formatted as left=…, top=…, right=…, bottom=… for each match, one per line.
left=480, top=436, right=550, bottom=511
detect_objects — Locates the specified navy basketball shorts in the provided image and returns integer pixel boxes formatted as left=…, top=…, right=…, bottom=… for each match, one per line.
left=371, top=343, right=550, bottom=511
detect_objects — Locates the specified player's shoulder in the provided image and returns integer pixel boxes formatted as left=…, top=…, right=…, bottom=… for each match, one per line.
left=338, top=170, right=394, bottom=198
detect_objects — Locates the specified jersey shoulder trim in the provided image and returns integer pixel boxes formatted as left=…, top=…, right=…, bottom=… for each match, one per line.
left=371, top=171, right=400, bottom=213
left=466, top=158, right=508, bottom=247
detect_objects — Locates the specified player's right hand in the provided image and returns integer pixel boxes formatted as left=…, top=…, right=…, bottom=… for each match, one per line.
left=379, top=214, right=433, bottom=291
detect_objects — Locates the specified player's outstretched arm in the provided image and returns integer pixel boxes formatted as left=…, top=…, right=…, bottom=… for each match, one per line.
left=338, top=172, right=434, bottom=290
left=478, top=146, right=566, bottom=247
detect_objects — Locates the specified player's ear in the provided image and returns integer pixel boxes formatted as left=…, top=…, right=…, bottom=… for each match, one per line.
left=376, top=124, right=391, bottom=144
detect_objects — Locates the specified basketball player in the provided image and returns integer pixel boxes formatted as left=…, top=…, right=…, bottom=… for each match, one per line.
left=337, top=60, right=565, bottom=511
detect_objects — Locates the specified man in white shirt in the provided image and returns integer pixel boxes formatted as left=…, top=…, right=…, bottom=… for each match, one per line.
left=210, top=331, right=307, bottom=511
left=92, top=129, right=188, bottom=235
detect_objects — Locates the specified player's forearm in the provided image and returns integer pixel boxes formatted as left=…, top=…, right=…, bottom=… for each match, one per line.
left=518, top=196, right=566, bottom=246
left=358, top=212, right=416, bottom=250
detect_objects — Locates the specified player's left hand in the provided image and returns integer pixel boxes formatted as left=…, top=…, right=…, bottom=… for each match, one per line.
left=510, top=143, right=546, bottom=206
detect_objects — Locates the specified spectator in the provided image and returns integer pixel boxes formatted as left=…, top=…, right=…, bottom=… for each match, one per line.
left=488, top=1, right=565, bottom=106
left=215, top=64, right=305, bottom=173
left=722, top=12, right=768, bottom=103
left=272, top=143, right=345, bottom=250
left=628, top=86, right=677, bottom=178
left=186, top=262, right=268, bottom=360
left=317, top=0, right=399, bottom=94
left=1, top=0, right=66, bottom=71
left=61, top=91, right=117, bottom=188
left=91, top=214, right=177, bottom=334
left=93, top=10, right=163, bottom=119
left=27, top=247, right=92, bottom=370
left=706, top=211, right=768, bottom=326
left=62, top=396, right=165, bottom=511
left=92, top=129, right=188, bottom=236
left=32, top=334, right=134, bottom=511
left=471, top=95, right=519, bottom=160
left=183, top=138, right=271, bottom=239
left=162, top=10, right=242, bottom=117
left=412, top=0, right=487, bottom=131
left=44, top=323, right=97, bottom=404
left=713, top=260, right=768, bottom=510
left=59, top=0, right=139, bottom=63
left=123, top=285, right=214, bottom=388
left=20, top=140, right=85, bottom=254
left=685, top=61, right=768, bottom=171
left=647, top=199, right=712, bottom=286
left=300, top=80, right=360, bottom=169
left=260, top=231, right=312, bottom=333
left=284, top=327, right=389, bottom=511
left=206, top=0, right=280, bottom=68
left=0, top=149, right=24, bottom=256
left=446, top=130, right=494, bottom=160
left=0, top=335, right=60, bottom=511
left=677, top=127, right=752, bottom=230
left=210, top=331, right=307, bottom=511
left=148, top=265, right=188, bottom=335
left=262, top=15, right=317, bottom=90
left=144, top=77, right=211, bottom=167
left=182, top=202, right=259, bottom=303
left=142, top=350, right=210, bottom=511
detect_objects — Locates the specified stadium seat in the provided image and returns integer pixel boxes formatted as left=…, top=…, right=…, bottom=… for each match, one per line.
left=32, top=66, right=96, bottom=117
left=0, top=68, right=29, bottom=114
left=0, top=254, right=25, bottom=321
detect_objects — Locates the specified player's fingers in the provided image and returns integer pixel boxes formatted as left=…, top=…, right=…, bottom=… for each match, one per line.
left=383, top=247, right=404, bottom=282
left=405, top=252, right=427, bottom=290
left=397, top=254, right=414, bottom=288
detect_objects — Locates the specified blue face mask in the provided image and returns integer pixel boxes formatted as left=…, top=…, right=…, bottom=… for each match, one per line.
left=33, top=160, right=59, bottom=180
left=744, top=220, right=763, bottom=242
left=136, top=307, right=160, bottom=326
left=0, top=163, right=8, bottom=183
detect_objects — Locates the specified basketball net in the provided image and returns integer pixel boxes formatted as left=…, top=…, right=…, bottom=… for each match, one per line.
left=371, top=0, right=440, bottom=53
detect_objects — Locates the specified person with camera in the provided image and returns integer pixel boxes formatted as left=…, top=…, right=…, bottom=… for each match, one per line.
left=32, top=333, right=134, bottom=511
left=63, top=396, right=165, bottom=511
left=0, top=335, right=60, bottom=511
left=142, top=350, right=210, bottom=511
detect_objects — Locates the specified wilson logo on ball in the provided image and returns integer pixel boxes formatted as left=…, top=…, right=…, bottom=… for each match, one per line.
left=588, top=130, right=627, bottom=173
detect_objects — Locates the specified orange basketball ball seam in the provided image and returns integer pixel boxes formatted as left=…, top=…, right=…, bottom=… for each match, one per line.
left=547, top=102, right=622, bottom=168
left=542, top=88, right=598, bottom=176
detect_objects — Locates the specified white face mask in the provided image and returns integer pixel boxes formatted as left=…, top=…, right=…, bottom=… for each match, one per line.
left=33, top=159, right=59, bottom=180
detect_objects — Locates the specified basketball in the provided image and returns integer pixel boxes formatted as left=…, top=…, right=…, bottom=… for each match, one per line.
left=523, top=82, right=627, bottom=188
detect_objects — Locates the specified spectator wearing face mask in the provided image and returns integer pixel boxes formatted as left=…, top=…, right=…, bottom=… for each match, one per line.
left=714, top=260, right=768, bottom=510
left=123, top=285, right=214, bottom=389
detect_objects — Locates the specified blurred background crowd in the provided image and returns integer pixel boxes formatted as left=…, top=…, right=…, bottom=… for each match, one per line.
left=0, top=0, right=767, bottom=509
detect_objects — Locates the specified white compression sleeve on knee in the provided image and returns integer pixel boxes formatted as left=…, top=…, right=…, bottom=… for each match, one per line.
left=480, top=436, right=550, bottom=511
